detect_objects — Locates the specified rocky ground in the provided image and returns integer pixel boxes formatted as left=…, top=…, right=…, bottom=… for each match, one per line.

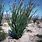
left=1, top=21, right=42, bottom=42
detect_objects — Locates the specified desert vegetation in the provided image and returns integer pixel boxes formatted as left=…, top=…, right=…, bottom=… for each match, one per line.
left=0, top=27, right=7, bottom=41
left=8, top=0, right=38, bottom=39
left=0, top=1, right=3, bottom=26
left=0, top=0, right=42, bottom=42
left=0, top=0, right=7, bottom=42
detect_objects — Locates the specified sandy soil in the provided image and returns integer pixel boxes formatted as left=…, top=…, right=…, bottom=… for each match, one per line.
left=2, top=21, right=42, bottom=42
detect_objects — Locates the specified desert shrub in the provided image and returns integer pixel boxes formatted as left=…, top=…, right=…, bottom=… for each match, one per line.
left=0, top=13, right=3, bottom=26
left=32, top=15, right=39, bottom=23
left=37, top=40, right=42, bottom=42
left=0, top=32, right=7, bottom=41
left=8, top=0, right=38, bottom=39
left=36, top=34, right=42, bottom=42
left=36, top=34, right=42, bottom=38
left=0, top=0, right=3, bottom=26
left=40, top=16, right=42, bottom=21
left=0, top=27, right=7, bottom=41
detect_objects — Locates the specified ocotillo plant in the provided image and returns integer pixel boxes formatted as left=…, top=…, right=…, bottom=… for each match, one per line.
left=8, top=0, right=38, bottom=39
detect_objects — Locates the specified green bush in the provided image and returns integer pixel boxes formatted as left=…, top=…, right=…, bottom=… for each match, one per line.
left=0, top=0, right=3, bottom=26
left=0, top=13, right=3, bottom=26
left=8, top=0, right=37, bottom=39
left=0, top=27, right=7, bottom=41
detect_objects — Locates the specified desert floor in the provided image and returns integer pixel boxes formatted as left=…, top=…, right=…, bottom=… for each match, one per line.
left=1, top=20, right=42, bottom=42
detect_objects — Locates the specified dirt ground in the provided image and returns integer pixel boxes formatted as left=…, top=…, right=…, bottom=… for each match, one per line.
left=2, top=21, right=42, bottom=42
